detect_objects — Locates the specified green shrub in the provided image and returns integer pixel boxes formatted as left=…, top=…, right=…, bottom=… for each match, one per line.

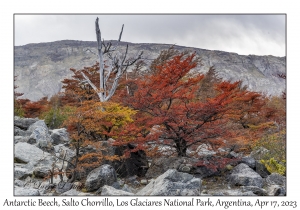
left=260, top=158, right=286, bottom=175
left=41, top=106, right=75, bottom=129
left=14, top=102, right=25, bottom=117
left=253, top=130, right=286, bottom=175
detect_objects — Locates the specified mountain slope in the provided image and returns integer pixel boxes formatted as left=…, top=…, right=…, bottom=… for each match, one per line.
left=14, top=40, right=286, bottom=101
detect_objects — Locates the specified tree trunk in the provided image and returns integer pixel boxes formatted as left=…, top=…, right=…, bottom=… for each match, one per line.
left=175, top=138, right=187, bottom=157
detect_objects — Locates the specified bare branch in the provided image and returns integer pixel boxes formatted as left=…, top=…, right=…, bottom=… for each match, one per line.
left=80, top=72, right=99, bottom=94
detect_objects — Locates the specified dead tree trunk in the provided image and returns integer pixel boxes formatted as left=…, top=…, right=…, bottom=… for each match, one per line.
left=81, top=17, right=143, bottom=102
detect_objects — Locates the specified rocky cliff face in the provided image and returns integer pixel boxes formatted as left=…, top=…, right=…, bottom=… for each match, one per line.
left=14, top=40, right=286, bottom=101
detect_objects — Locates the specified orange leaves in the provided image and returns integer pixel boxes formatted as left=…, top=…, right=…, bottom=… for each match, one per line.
left=65, top=101, right=137, bottom=141
left=115, top=52, right=275, bottom=157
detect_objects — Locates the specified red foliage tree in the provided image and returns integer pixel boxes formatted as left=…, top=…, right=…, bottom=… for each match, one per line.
left=117, top=53, right=267, bottom=157
left=61, top=63, right=100, bottom=106
left=22, top=97, right=49, bottom=118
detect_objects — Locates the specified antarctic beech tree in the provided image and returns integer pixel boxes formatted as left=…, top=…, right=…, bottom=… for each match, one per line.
left=81, top=17, right=143, bottom=102
left=62, top=101, right=135, bottom=181
left=21, top=97, right=49, bottom=118
left=118, top=53, right=267, bottom=157
left=61, top=63, right=100, bottom=106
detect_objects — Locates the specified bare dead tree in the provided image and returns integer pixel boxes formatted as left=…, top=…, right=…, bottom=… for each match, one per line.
left=81, top=17, right=143, bottom=102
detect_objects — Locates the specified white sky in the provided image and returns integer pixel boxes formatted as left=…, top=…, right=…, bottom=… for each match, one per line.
left=15, top=14, right=285, bottom=56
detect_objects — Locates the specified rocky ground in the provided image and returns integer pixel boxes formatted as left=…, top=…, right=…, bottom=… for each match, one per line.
left=14, top=117, right=286, bottom=196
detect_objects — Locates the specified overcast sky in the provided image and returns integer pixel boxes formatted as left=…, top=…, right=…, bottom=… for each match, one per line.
left=15, top=14, right=285, bottom=57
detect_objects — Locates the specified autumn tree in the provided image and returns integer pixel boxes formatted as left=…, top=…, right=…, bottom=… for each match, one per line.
left=118, top=52, right=268, bottom=157
left=61, top=63, right=101, bottom=106
left=62, top=101, right=136, bottom=181
left=20, top=97, right=49, bottom=118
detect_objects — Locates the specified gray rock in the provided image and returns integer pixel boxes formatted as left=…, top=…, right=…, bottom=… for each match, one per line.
left=53, top=144, right=76, bottom=160
left=137, top=169, right=201, bottom=196
left=14, top=142, right=56, bottom=180
left=33, top=166, right=51, bottom=178
left=241, top=156, right=256, bottom=169
left=241, top=191, right=256, bottom=196
left=196, top=144, right=216, bottom=157
left=14, top=116, right=39, bottom=130
left=121, top=184, right=134, bottom=193
left=14, top=186, right=40, bottom=196
left=111, top=181, right=121, bottom=189
left=241, top=186, right=268, bottom=196
left=228, top=163, right=263, bottom=188
left=179, top=164, right=192, bottom=173
left=50, top=128, right=69, bottom=145
left=192, top=164, right=220, bottom=178
left=14, top=166, right=32, bottom=179
left=23, top=177, right=42, bottom=189
left=227, top=151, right=242, bottom=158
left=255, top=161, right=270, bottom=178
left=56, top=182, right=73, bottom=194
left=14, top=127, right=27, bottom=136
left=15, top=142, right=55, bottom=167
left=61, top=189, right=81, bottom=196
left=14, top=136, right=28, bottom=144
left=14, top=179, right=25, bottom=187
left=28, top=120, right=53, bottom=149
left=145, top=157, right=182, bottom=178
left=266, top=185, right=286, bottom=196
left=101, top=185, right=134, bottom=196
left=85, top=164, right=117, bottom=192
left=266, top=173, right=286, bottom=186
left=250, top=147, right=269, bottom=160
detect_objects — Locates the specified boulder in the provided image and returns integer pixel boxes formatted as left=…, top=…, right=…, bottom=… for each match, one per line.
left=14, top=186, right=40, bottom=196
left=196, top=144, right=216, bottom=157
left=56, top=182, right=73, bottom=194
left=227, top=151, right=242, bottom=159
left=61, top=189, right=81, bottom=196
left=136, top=169, right=201, bottom=196
left=14, top=126, right=27, bottom=136
left=240, top=156, right=256, bottom=169
left=14, top=165, right=32, bottom=179
left=14, top=142, right=56, bottom=179
left=266, top=173, right=286, bottom=186
left=228, top=163, right=263, bottom=188
left=15, top=142, right=54, bottom=167
left=250, top=147, right=269, bottom=160
left=23, top=176, right=42, bottom=189
left=266, top=185, right=286, bottom=196
left=101, top=185, right=135, bottom=196
left=53, top=144, right=76, bottom=161
left=14, top=136, right=28, bottom=144
left=50, top=128, right=69, bottom=145
left=85, top=164, right=117, bottom=192
left=14, top=179, right=25, bottom=187
left=145, top=157, right=182, bottom=178
left=33, top=166, right=52, bottom=178
left=192, top=165, right=220, bottom=178
left=241, top=186, right=268, bottom=196
left=27, top=120, right=53, bottom=149
left=121, top=184, right=134, bottom=193
left=14, top=116, right=39, bottom=130
left=255, top=161, right=270, bottom=178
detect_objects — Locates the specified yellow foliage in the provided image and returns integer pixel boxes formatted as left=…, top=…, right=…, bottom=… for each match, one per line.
left=260, top=158, right=286, bottom=175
